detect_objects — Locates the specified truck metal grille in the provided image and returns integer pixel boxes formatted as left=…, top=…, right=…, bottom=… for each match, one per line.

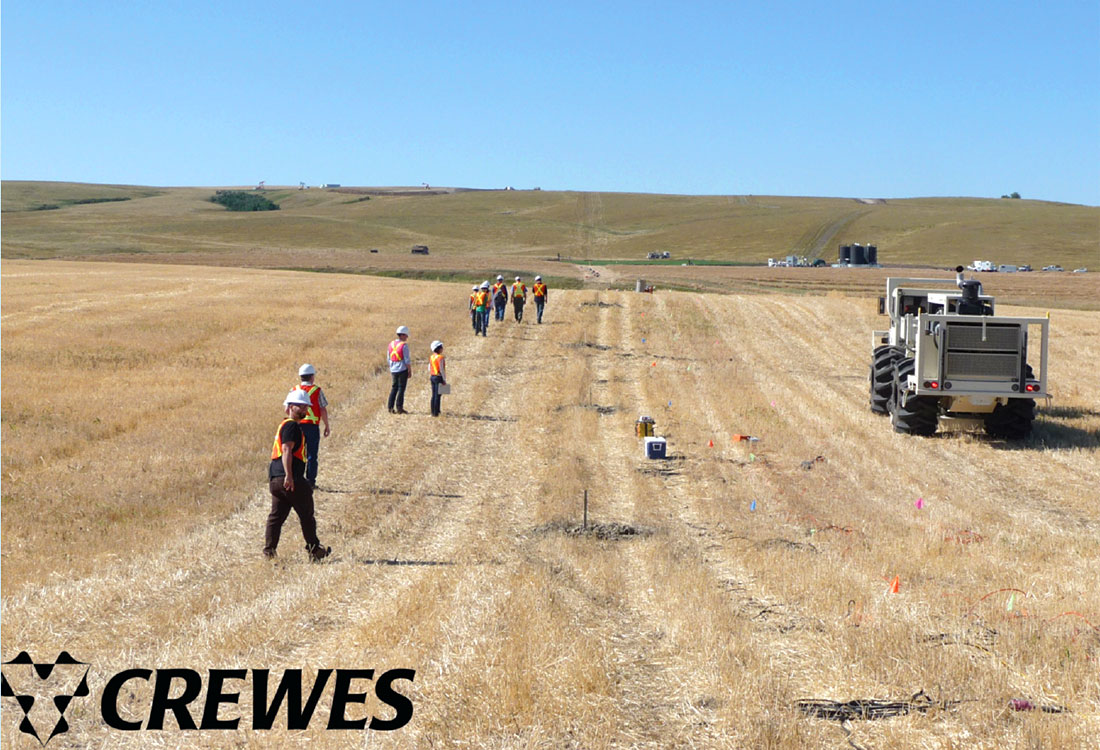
left=943, top=322, right=1022, bottom=381
left=945, top=323, right=1020, bottom=351
left=946, top=352, right=1020, bottom=379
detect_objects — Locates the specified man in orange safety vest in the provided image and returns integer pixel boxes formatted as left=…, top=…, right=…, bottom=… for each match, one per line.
left=532, top=275, right=548, bottom=324
left=265, top=389, right=331, bottom=561
left=511, top=276, right=527, bottom=322
left=388, top=325, right=412, bottom=413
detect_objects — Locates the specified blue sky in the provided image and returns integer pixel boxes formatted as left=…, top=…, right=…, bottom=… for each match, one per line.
left=3, top=1, right=1098, bottom=204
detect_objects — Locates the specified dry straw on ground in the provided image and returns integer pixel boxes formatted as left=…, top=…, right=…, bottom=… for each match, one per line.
left=2, top=260, right=1098, bottom=747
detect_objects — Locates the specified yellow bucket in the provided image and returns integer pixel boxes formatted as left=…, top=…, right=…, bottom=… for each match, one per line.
left=635, top=419, right=655, bottom=438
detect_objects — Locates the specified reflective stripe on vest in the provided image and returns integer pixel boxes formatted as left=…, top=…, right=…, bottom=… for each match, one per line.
left=389, top=340, right=406, bottom=363
left=296, top=384, right=321, bottom=423
left=492, top=282, right=506, bottom=296
left=475, top=291, right=489, bottom=307
left=533, top=283, right=546, bottom=297
left=271, top=418, right=307, bottom=461
left=512, top=283, right=526, bottom=298
left=430, top=352, right=444, bottom=376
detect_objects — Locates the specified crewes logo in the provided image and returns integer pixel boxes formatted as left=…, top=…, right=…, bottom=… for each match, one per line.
left=1, top=651, right=91, bottom=746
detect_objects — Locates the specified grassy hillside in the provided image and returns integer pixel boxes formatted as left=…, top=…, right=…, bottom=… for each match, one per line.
left=3, top=182, right=1096, bottom=270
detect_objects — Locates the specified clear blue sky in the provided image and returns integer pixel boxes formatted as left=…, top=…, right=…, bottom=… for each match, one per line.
left=3, top=1, right=1098, bottom=204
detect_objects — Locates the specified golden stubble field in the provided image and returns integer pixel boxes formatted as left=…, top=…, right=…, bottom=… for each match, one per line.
left=2, top=260, right=1098, bottom=748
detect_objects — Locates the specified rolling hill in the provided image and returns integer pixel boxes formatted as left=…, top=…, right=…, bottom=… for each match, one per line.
left=3, top=182, right=1096, bottom=271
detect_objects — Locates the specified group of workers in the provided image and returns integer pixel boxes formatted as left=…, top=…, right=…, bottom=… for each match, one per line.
left=267, top=273, right=547, bottom=561
left=470, top=274, right=548, bottom=335
left=387, top=326, right=447, bottom=418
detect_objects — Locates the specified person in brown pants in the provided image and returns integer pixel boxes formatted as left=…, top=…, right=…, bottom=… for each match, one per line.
left=265, top=389, right=332, bottom=560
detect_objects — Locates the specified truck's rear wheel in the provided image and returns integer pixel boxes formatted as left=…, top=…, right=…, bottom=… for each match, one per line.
left=984, top=397, right=1035, bottom=439
left=870, top=345, right=902, bottom=414
left=890, top=358, right=939, bottom=436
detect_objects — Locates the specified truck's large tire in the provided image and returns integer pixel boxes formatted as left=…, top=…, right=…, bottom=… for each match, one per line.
left=984, top=365, right=1036, bottom=439
left=869, top=345, right=902, bottom=414
left=983, top=399, right=1035, bottom=439
left=889, top=358, right=939, bottom=436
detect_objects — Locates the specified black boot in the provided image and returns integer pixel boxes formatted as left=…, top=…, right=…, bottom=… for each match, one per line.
left=307, top=543, right=332, bottom=561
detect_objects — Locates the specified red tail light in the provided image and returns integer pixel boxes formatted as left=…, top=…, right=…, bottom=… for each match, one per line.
left=1025, top=383, right=1039, bottom=393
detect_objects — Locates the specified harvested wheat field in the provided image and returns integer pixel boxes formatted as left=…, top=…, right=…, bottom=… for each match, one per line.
left=2, top=260, right=1098, bottom=748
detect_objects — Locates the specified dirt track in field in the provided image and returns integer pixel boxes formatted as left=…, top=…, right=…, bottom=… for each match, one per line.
left=2, top=269, right=1098, bottom=748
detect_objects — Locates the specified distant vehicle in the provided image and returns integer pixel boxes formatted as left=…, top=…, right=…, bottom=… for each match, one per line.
left=1041, top=265, right=1064, bottom=272
left=998, top=265, right=1018, bottom=273
left=370, top=248, right=380, bottom=253
left=1072, top=268, right=1088, bottom=273
left=1018, top=265, right=1032, bottom=272
left=411, top=245, right=429, bottom=255
left=970, top=260, right=995, bottom=272
left=812, top=258, right=827, bottom=267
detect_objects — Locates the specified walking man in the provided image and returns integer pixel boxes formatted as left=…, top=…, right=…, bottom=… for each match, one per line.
left=295, top=364, right=330, bottom=488
left=473, top=283, right=491, bottom=336
left=388, top=325, right=412, bottom=413
left=532, top=275, right=547, bottom=323
left=265, top=389, right=332, bottom=560
left=469, top=285, right=480, bottom=332
left=429, top=340, right=447, bottom=417
left=481, top=280, right=492, bottom=334
left=492, top=275, right=508, bottom=321
left=511, top=276, right=527, bottom=322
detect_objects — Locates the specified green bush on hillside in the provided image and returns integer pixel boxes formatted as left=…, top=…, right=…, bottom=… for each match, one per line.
left=209, top=190, right=280, bottom=212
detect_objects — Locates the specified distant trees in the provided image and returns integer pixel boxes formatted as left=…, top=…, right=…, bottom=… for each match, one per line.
left=209, top=191, right=280, bottom=211
left=1000, top=192, right=1022, bottom=199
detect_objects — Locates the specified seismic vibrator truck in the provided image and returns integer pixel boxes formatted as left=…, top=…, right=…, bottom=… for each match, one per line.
left=869, top=267, right=1048, bottom=438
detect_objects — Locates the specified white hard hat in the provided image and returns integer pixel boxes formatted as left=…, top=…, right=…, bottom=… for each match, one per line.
left=481, top=281, right=490, bottom=289
left=298, top=363, right=316, bottom=376
left=472, top=285, right=479, bottom=290
left=396, top=325, right=410, bottom=336
left=535, top=275, right=542, bottom=281
left=496, top=275, right=503, bottom=280
left=430, top=340, right=443, bottom=351
left=515, top=276, right=522, bottom=281
left=284, top=389, right=312, bottom=407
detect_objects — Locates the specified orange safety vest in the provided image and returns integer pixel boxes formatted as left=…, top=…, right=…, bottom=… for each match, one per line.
left=469, top=292, right=477, bottom=307
left=296, top=384, right=321, bottom=423
left=474, top=290, right=489, bottom=308
left=532, top=282, right=547, bottom=298
left=430, top=352, right=444, bottom=376
left=389, top=339, right=407, bottom=363
left=492, top=282, right=506, bottom=298
left=512, top=282, right=526, bottom=298
left=271, top=418, right=307, bottom=461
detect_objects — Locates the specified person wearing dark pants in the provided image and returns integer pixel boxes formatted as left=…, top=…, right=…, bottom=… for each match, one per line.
left=265, top=389, right=331, bottom=560
left=532, top=276, right=547, bottom=323
left=492, top=275, right=508, bottom=321
left=429, top=340, right=446, bottom=417
left=470, top=286, right=480, bottom=332
left=511, top=276, right=527, bottom=322
left=294, top=363, right=330, bottom=488
left=388, top=325, right=412, bottom=413
left=473, top=283, right=491, bottom=336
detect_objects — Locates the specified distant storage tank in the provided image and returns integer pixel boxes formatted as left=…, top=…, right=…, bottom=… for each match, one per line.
left=839, top=245, right=852, bottom=264
left=851, top=244, right=867, bottom=265
left=867, top=245, right=878, bottom=265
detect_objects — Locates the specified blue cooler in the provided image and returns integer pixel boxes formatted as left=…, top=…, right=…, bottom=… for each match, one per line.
left=644, top=437, right=667, bottom=459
